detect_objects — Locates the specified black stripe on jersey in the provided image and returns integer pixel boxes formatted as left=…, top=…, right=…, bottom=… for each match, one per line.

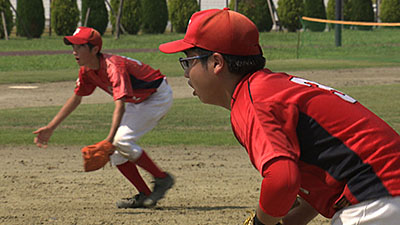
left=129, top=75, right=163, bottom=89
left=296, top=112, right=390, bottom=202
left=247, top=80, right=254, bottom=104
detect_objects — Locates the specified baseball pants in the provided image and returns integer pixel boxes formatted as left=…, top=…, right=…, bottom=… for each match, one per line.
left=110, top=79, right=173, bottom=165
left=331, top=196, right=400, bottom=225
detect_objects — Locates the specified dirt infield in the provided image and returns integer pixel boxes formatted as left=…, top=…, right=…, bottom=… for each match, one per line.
left=1, top=67, right=399, bottom=110
left=0, top=145, right=332, bottom=225
left=1, top=67, right=399, bottom=224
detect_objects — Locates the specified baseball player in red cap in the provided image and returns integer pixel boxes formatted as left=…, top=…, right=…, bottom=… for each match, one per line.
left=159, top=8, right=400, bottom=225
left=33, top=27, right=174, bottom=208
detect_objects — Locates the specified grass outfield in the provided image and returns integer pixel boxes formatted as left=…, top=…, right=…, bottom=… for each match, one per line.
left=0, top=30, right=399, bottom=146
left=1, top=28, right=400, bottom=83
left=0, top=83, right=399, bottom=146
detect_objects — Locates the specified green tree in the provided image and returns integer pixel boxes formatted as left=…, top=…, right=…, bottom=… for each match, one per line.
left=342, top=0, right=353, bottom=28
left=141, top=0, right=168, bottom=34
left=327, top=0, right=352, bottom=29
left=168, top=0, right=198, bottom=33
left=51, top=0, right=79, bottom=35
left=277, top=0, right=304, bottom=32
left=326, top=0, right=335, bottom=29
left=303, top=0, right=326, bottom=31
left=347, top=0, right=374, bottom=30
left=110, top=0, right=141, bottom=35
left=0, top=0, right=13, bottom=38
left=380, top=0, right=400, bottom=23
left=81, top=0, right=108, bottom=35
left=229, top=0, right=273, bottom=32
left=16, top=0, right=45, bottom=38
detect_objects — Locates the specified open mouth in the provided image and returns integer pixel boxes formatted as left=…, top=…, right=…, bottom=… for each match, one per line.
left=187, top=80, right=196, bottom=96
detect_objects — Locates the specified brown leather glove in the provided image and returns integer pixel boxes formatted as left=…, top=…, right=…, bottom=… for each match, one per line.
left=81, top=140, right=115, bottom=172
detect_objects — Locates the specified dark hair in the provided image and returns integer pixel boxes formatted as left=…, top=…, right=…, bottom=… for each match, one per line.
left=192, top=47, right=266, bottom=76
left=85, top=43, right=102, bottom=57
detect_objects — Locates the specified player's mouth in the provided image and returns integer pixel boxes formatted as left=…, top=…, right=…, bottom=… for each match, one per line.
left=75, top=57, right=80, bottom=62
left=187, top=80, right=197, bottom=96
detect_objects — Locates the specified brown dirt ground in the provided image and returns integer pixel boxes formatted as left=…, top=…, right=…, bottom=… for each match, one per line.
left=1, top=67, right=399, bottom=225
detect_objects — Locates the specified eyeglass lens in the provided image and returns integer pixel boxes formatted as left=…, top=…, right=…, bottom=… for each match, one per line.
left=181, top=60, right=189, bottom=70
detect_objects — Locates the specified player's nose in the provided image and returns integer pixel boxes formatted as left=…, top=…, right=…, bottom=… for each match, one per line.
left=184, top=70, right=189, bottom=78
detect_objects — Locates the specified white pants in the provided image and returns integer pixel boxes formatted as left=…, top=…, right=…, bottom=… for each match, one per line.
left=110, top=79, right=173, bottom=166
left=331, top=196, right=400, bottom=225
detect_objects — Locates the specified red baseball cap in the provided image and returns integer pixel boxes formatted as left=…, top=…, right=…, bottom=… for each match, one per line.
left=64, top=27, right=102, bottom=51
left=159, top=8, right=262, bottom=56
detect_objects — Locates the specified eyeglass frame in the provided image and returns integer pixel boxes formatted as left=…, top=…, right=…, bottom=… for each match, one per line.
left=179, top=53, right=213, bottom=71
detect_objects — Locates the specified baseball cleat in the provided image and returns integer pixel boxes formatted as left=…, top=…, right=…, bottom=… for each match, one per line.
left=116, top=192, right=148, bottom=208
left=143, top=172, right=174, bottom=207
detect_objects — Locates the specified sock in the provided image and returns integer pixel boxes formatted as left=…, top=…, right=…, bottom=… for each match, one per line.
left=135, top=151, right=167, bottom=178
left=117, top=161, right=151, bottom=196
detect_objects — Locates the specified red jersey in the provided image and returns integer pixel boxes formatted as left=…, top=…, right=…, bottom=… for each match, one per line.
left=75, top=54, right=165, bottom=103
left=230, top=69, right=400, bottom=218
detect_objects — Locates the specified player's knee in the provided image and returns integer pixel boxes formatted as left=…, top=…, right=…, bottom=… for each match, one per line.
left=114, top=141, right=143, bottom=162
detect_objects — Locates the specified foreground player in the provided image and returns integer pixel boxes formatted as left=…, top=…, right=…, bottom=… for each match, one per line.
left=159, top=8, right=400, bottom=225
left=34, top=27, right=174, bottom=208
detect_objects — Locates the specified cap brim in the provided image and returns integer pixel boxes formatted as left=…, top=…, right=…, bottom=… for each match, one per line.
left=159, top=39, right=195, bottom=54
left=63, top=36, right=88, bottom=45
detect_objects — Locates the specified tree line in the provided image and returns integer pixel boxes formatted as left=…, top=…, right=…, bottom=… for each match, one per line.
left=1, top=0, right=400, bottom=39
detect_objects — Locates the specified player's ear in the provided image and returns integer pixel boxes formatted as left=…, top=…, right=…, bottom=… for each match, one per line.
left=210, top=53, right=224, bottom=74
left=91, top=45, right=100, bottom=55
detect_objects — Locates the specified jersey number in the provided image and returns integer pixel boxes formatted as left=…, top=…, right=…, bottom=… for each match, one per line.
left=290, top=77, right=357, bottom=103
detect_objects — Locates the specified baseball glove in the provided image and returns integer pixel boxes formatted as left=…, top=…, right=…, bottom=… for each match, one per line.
left=81, top=140, right=115, bottom=172
left=242, top=211, right=283, bottom=225
left=243, top=211, right=255, bottom=225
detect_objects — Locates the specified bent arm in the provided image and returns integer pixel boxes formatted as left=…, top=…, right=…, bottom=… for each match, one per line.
left=282, top=197, right=319, bottom=225
left=105, top=98, right=125, bottom=143
left=33, top=94, right=82, bottom=147
left=256, top=157, right=301, bottom=225
left=48, top=94, right=83, bottom=129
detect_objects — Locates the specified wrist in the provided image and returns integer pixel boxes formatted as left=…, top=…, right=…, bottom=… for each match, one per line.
left=104, top=137, right=113, bottom=143
left=46, top=120, right=60, bottom=130
left=46, top=125, right=56, bottom=131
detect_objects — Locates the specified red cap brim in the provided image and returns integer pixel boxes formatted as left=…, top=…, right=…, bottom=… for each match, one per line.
left=63, top=36, right=88, bottom=45
left=159, top=39, right=195, bottom=54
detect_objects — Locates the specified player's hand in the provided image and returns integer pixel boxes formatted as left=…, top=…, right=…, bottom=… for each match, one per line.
left=33, top=126, right=54, bottom=148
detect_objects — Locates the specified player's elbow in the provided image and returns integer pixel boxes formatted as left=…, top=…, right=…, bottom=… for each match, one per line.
left=259, top=157, right=301, bottom=217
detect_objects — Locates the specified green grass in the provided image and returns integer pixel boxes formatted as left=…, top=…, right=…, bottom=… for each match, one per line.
left=261, top=28, right=400, bottom=62
left=0, top=33, right=185, bottom=51
left=1, top=29, right=400, bottom=83
left=0, top=98, right=236, bottom=146
left=0, top=30, right=399, bottom=147
left=0, top=84, right=398, bottom=147
left=3, top=57, right=397, bottom=84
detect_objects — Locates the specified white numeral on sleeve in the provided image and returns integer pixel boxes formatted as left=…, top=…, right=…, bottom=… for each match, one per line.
left=290, top=77, right=357, bottom=103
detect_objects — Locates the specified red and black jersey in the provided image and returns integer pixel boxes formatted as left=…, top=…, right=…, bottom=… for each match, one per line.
left=230, top=68, right=400, bottom=218
left=75, top=54, right=165, bottom=103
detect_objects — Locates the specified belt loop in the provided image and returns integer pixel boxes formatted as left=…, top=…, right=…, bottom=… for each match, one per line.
left=334, top=196, right=352, bottom=210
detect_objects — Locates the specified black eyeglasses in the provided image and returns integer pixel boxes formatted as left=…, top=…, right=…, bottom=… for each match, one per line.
left=179, top=54, right=212, bottom=71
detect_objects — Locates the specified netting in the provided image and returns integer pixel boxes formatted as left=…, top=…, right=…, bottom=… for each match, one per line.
left=296, top=16, right=400, bottom=62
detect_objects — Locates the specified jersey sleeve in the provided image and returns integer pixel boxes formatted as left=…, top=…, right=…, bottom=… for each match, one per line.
left=107, top=56, right=164, bottom=102
left=107, top=64, right=133, bottom=101
left=259, top=157, right=300, bottom=217
left=250, top=101, right=301, bottom=172
left=74, top=68, right=96, bottom=96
